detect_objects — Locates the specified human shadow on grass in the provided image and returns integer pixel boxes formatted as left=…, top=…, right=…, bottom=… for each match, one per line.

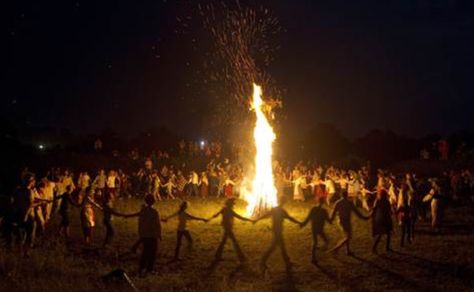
left=388, top=251, right=474, bottom=284
left=312, top=262, right=363, bottom=291
left=349, top=254, right=433, bottom=291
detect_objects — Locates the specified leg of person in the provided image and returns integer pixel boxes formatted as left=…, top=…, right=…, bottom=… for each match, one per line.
left=278, top=236, right=292, bottom=269
left=24, top=219, right=36, bottom=256
left=345, top=230, right=353, bottom=255
left=311, top=232, right=318, bottom=263
left=431, top=200, right=439, bottom=231
left=406, top=220, right=412, bottom=244
left=331, top=237, right=348, bottom=254
left=400, top=223, right=406, bottom=247
left=146, top=238, right=157, bottom=272
left=261, top=237, right=277, bottom=267
left=183, top=230, right=193, bottom=250
left=320, top=231, right=329, bottom=250
left=174, top=231, right=184, bottom=259
left=410, top=220, right=415, bottom=241
left=139, top=238, right=149, bottom=274
left=214, top=232, right=228, bottom=261
left=386, top=233, right=392, bottom=251
left=372, top=235, right=381, bottom=253
left=104, top=220, right=114, bottom=246
left=229, top=231, right=246, bottom=263
left=140, top=238, right=157, bottom=274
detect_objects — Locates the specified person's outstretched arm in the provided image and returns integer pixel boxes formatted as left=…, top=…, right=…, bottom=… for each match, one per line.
left=185, top=212, right=208, bottom=222
left=284, top=209, right=301, bottom=224
left=208, top=209, right=222, bottom=221
left=232, top=210, right=253, bottom=222
left=163, top=211, right=179, bottom=222
left=351, top=204, right=370, bottom=220
left=300, top=209, right=313, bottom=227
left=87, top=197, right=103, bottom=210
left=254, top=211, right=271, bottom=223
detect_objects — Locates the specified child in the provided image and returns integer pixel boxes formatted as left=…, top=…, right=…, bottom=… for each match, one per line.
left=124, top=194, right=162, bottom=276
left=163, top=201, right=208, bottom=260
left=300, top=197, right=330, bottom=264
left=209, top=198, right=252, bottom=264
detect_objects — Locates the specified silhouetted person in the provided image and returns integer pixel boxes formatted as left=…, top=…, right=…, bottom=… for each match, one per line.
left=163, top=201, right=208, bottom=260
left=53, top=185, right=80, bottom=244
left=370, top=190, right=393, bottom=253
left=301, top=197, right=330, bottom=264
left=124, top=194, right=162, bottom=276
left=256, top=196, right=301, bottom=271
left=209, top=198, right=252, bottom=264
left=87, top=189, right=130, bottom=248
left=329, top=190, right=369, bottom=255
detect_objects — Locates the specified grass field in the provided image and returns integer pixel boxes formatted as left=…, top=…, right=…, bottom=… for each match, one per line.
left=0, top=198, right=473, bottom=291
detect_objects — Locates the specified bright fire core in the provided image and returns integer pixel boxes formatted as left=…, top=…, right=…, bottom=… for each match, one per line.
left=244, top=84, right=278, bottom=217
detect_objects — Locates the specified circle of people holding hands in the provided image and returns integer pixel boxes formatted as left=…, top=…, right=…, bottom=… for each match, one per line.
left=2, top=159, right=472, bottom=277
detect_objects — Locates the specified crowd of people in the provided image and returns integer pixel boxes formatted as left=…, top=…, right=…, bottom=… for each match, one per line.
left=1, top=140, right=473, bottom=277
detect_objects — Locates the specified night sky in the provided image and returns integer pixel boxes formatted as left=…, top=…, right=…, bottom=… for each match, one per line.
left=3, top=0, right=474, bottom=139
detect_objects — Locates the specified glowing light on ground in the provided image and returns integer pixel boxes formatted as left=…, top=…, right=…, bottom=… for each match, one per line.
left=244, top=83, right=278, bottom=217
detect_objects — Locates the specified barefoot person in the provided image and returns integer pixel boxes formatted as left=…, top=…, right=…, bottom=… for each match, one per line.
left=124, top=194, right=162, bottom=276
left=256, top=196, right=301, bottom=271
left=209, top=198, right=252, bottom=264
left=329, top=190, right=369, bottom=255
left=163, top=201, right=208, bottom=260
left=300, top=197, right=331, bottom=264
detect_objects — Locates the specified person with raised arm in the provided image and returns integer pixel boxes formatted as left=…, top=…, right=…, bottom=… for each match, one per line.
left=163, top=201, right=208, bottom=260
left=208, top=198, right=252, bottom=264
left=300, top=197, right=331, bottom=264
left=328, top=190, right=369, bottom=255
left=256, top=196, right=301, bottom=271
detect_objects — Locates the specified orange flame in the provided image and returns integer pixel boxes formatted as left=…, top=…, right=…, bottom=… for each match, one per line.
left=244, top=83, right=278, bottom=216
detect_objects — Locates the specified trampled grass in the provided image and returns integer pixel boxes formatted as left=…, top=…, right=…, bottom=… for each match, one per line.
left=0, top=198, right=472, bottom=291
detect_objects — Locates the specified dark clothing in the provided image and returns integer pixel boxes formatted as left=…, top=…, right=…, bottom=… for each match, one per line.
left=266, top=206, right=299, bottom=236
left=58, top=192, right=73, bottom=215
left=60, top=213, right=70, bottom=227
left=302, top=205, right=330, bottom=261
left=140, top=237, right=158, bottom=273
left=371, top=197, right=393, bottom=236
left=330, top=197, right=366, bottom=233
left=102, top=201, right=115, bottom=246
left=302, top=205, right=330, bottom=234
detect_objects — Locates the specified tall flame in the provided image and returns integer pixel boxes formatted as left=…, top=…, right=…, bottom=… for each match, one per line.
left=244, top=83, right=278, bottom=217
